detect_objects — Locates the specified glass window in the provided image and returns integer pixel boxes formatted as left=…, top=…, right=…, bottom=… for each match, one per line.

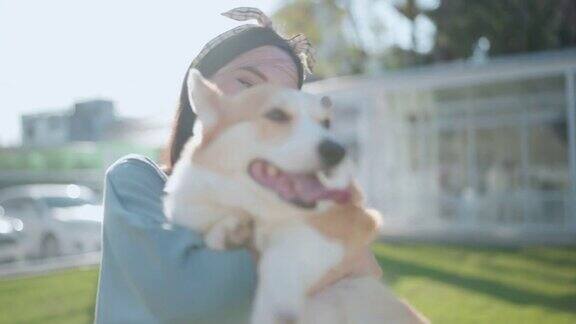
left=40, top=197, right=93, bottom=209
left=438, top=129, right=470, bottom=195
left=527, top=118, right=569, bottom=191
left=1, top=199, right=39, bottom=220
left=476, top=126, right=523, bottom=194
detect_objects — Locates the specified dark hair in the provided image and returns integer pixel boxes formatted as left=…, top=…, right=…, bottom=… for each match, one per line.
left=163, top=28, right=304, bottom=174
left=163, top=69, right=197, bottom=175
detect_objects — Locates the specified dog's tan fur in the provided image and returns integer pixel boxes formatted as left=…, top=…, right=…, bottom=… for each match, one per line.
left=307, top=184, right=379, bottom=247
left=190, top=85, right=299, bottom=175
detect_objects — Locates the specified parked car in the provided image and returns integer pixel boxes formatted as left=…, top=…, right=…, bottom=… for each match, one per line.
left=0, top=210, right=24, bottom=263
left=0, top=184, right=102, bottom=259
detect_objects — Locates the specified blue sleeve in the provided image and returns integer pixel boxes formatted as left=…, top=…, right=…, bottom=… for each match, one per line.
left=99, top=156, right=256, bottom=322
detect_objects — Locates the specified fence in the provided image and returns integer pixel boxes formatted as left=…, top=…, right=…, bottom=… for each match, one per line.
left=0, top=142, right=162, bottom=191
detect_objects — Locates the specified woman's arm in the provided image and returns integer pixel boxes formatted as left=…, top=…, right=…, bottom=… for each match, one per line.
left=96, top=156, right=256, bottom=323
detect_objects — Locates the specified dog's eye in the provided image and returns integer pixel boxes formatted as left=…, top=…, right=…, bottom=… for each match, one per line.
left=321, top=119, right=331, bottom=129
left=264, top=108, right=291, bottom=123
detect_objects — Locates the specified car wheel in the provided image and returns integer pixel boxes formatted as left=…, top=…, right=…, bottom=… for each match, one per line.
left=40, top=235, right=61, bottom=259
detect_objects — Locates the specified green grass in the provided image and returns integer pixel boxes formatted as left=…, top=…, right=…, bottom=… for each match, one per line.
left=375, top=243, right=576, bottom=324
left=0, top=267, right=98, bottom=324
left=0, top=244, right=575, bottom=324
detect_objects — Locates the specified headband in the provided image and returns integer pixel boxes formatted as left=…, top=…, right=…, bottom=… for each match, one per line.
left=190, top=7, right=316, bottom=85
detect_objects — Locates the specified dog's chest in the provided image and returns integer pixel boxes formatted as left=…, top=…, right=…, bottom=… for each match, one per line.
left=256, top=222, right=344, bottom=285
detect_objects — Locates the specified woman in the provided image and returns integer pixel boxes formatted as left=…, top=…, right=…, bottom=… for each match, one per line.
left=95, top=8, right=381, bottom=324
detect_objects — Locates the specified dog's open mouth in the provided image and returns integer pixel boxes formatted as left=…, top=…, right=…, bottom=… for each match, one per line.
left=248, top=159, right=351, bottom=209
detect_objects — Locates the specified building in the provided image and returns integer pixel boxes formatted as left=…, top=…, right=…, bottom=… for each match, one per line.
left=21, top=99, right=116, bottom=147
left=306, top=49, right=576, bottom=243
left=21, top=110, right=70, bottom=147
left=69, top=100, right=115, bottom=142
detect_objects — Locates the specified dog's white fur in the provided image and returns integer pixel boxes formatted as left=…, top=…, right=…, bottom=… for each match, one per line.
left=164, top=70, right=428, bottom=324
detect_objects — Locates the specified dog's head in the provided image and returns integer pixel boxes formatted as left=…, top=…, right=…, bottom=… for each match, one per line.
left=185, top=70, right=353, bottom=214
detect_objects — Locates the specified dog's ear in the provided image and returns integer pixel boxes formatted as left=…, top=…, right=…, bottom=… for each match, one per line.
left=187, top=69, right=223, bottom=131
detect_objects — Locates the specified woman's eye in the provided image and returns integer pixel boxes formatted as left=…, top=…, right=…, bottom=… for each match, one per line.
left=237, top=78, right=254, bottom=88
left=264, top=108, right=291, bottom=123
left=321, top=119, right=331, bottom=129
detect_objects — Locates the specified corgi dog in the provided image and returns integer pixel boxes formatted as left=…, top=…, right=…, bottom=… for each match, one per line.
left=164, top=70, right=428, bottom=324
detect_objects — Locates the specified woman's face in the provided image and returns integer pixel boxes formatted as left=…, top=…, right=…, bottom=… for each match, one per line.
left=209, top=45, right=299, bottom=95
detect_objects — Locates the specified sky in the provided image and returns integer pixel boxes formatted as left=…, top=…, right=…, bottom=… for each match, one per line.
left=0, top=0, right=422, bottom=146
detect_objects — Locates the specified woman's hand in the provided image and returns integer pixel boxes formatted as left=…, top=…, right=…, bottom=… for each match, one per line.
left=347, top=248, right=383, bottom=278
left=307, top=247, right=382, bottom=296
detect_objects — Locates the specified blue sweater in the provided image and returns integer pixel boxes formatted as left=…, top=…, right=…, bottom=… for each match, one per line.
left=95, top=155, right=256, bottom=324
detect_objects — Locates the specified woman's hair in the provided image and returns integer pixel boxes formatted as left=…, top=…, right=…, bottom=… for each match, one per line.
left=163, top=27, right=306, bottom=174
left=164, top=69, right=196, bottom=175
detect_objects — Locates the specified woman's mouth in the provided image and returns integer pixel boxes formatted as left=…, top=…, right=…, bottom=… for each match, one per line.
left=247, top=159, right=351, bottom=209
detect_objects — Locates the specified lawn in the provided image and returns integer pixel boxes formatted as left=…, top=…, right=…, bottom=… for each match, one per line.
left=374, top=244, right=576, bottom=324
left=0, top=267, right=97, bottom=324
left=0, top=243, right=574, bottom=324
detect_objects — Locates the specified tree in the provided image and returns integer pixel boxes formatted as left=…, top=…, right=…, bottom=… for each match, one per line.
left=273, top=0, right=372, bottom=77
left=428, top=0, right=576, bottom=61
left=273, top=0, right=435, bottom=75
left=272, top=0, right=576, bottom=76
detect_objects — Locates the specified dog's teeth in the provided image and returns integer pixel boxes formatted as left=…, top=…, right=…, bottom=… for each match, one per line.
left=318, top=172, right=330, bottom=187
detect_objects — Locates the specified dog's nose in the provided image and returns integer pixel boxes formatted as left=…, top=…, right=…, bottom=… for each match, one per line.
left=318, top=139, right=346, bottom=168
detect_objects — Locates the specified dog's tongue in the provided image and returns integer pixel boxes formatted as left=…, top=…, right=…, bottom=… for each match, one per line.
left=290, top=174, right=351, bottom=204
left=249, top=161, right=351, bottom=205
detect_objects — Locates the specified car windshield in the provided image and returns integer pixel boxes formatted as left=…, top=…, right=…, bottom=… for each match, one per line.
left=40, top=197, right=95, bottom=208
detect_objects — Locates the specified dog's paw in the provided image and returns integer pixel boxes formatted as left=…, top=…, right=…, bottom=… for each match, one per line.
left=205, top=216, right=253, bottom=250
left=205, top=224, right=229, bottom=250
left=226, top=216, right=254, bottom=248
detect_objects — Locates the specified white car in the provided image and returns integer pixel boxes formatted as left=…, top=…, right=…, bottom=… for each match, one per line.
left=0, top=184, right=102, bottom=259
left=0, top=212, right=24, bottom=263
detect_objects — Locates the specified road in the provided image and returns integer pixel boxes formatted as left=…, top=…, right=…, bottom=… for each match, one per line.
left=0, top=252, right=100, bottom=278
